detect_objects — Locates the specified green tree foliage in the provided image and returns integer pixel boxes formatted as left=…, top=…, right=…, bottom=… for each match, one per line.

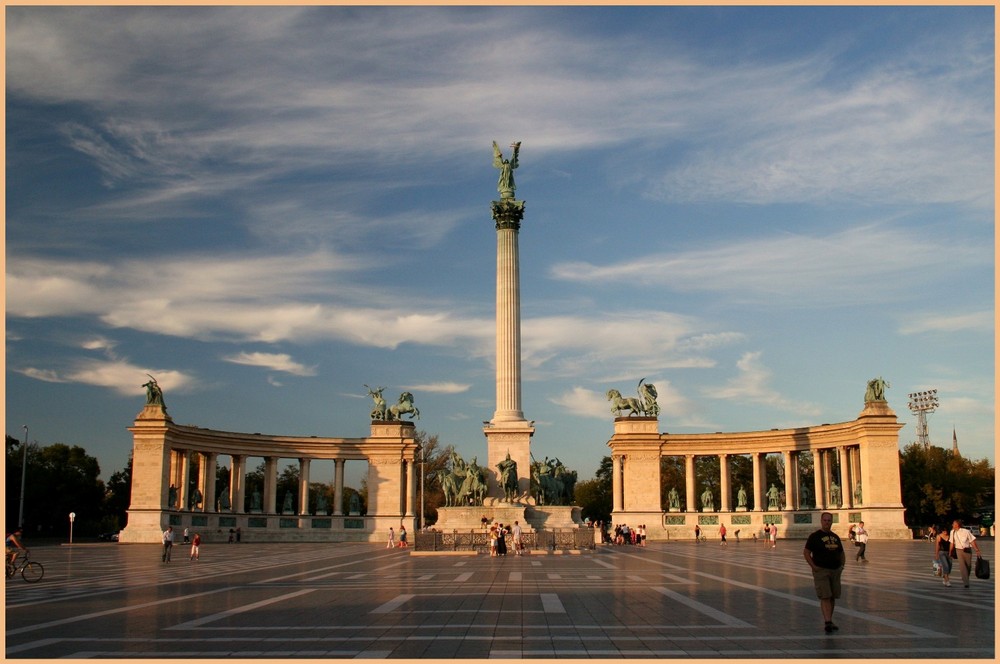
left=899, top=443, right=995, bottom=528
left=5, top=436, right=105, bottom=536
left=415, top=431, right=453, bottom=527
left=575, top=456, right=612, bottom=523
left=103, top=455, right=133, bottom=531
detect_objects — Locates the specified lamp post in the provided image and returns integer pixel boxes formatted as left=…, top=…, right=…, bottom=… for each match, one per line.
left=908, top=389, right=939, bottom=448
left=18, top=425, right=28, bottom=528
left=419, top=444, right=425, bottom=531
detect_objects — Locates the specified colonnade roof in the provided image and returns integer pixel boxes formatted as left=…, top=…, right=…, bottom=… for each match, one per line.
left=130, top=415, right=419, bottom=461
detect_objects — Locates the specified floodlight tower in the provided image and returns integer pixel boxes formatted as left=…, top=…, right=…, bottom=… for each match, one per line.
left=907, top=389, right=939, bottom=448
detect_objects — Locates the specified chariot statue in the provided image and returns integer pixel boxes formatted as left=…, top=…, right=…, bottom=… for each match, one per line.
left=388, top=391, right=420, bottom=420
left=365, top=384, right=387, bottom=420
left=607, top=378, right=661, bottom=417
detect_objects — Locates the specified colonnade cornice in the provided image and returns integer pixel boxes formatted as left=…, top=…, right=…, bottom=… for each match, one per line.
left=608, top=414, right=902, bottom=457
left=136, top=422, right=418, bottom=460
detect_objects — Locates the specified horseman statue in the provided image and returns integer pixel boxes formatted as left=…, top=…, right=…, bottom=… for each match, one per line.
left=496, top=452, right=520, bottom=502
left=438, top=451, right=487, bottom=507
left=530, top=455, right=575, bottom=506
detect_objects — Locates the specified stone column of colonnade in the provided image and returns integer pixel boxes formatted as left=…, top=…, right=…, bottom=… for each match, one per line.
left=232, top=455, right=246, bottom=514
left=203, top=453, right=217, bottom=513
left=751, top=452, right=764, bottom=512
left=684, top=455, right=696, bottom=511
left=782, top=451, right=794, bottom=510
left=298, top=458, right=311, bottom=514
left=718, top=454, right=731, bottom=511
left=612, top=455, right=623, bottom=512
left=264, top=456, right=278, bottom=514
left=334, top=460, right=345, bottom=516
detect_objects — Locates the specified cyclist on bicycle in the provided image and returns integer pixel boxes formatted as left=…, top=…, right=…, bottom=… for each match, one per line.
left=6, top=528, right=26, bottom=566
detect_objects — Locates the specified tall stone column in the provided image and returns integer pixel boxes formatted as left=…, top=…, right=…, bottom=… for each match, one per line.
left=231, top=455, right=245, bottom=514
left=838, top=445, right=850, bottom=508
left=407, top=459, right=417, bottom=518
left=178, top=450, right=191, bottom=511
left=333, top=459, right=345, bottom=516
left=484, top=194, right=533, bottom=500
left=752, top=452, right=764, bottom=511
left=203, top=452, right=217, bottom=513
left=718, top=454, right=731, bottom=512
left=264, top=456, right=278, bottom=514
left=815, top=450, right=827, bottom=509
left=298, top=458, right=311, bottom=515
left=611, top=455, right=623, bottom=512
left=782, top=451, right=794, bottom=510
left=684, top=455, right=696, bottom=512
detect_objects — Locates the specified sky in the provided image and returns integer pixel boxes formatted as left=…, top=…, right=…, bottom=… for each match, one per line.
left=5, top=6, right=995, bottom=489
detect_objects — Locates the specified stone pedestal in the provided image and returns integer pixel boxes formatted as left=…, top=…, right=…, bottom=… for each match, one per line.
left=484, top=422, right=534, bottom=500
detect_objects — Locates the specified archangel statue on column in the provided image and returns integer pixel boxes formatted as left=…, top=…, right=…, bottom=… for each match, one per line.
left=493, top=140, right=520, bottom=199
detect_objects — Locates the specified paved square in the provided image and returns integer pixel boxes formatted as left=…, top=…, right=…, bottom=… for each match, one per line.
left=5, top=538, right=994, bottom=658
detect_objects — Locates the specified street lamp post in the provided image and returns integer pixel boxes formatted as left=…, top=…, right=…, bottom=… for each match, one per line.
left=419, top=445, right=425, bottom=531
left=18, top=425, right=28, bottom=528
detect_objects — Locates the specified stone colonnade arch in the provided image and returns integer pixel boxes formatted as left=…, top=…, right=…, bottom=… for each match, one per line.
left=119, top=403, right=418, bottom=543
left=607, top=400, right=911, bottom=539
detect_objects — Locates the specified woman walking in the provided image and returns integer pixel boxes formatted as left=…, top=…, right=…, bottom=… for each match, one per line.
left=935, top=526, right=952, bottom=587
left=854, top=521, right=869, bottom=562
left=387, top=527, right=395, bottom=549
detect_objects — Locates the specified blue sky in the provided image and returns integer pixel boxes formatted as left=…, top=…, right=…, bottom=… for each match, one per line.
left=6, top=6, right=994, bottom=487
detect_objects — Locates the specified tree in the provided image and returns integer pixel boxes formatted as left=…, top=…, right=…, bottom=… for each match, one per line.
left=415, top=431, right=453, bottom=527
left=899, top=443, right=994, bottom=529
left=103, top=455, right=133, bottom=532
left=575, top=456, right=612, bottom=523
left=5, top=440, right=105, bottom=536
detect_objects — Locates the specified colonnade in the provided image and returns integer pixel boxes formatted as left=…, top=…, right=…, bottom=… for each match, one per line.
left=610, top=446, right=864, bottom=514
left=120, top=403, right=420, bottom=543
left=607, top=400, right=911, bottom=539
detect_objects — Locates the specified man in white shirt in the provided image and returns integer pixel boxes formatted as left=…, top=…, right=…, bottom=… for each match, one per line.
left=162, top=526, right=174, bottom=563
left=512, top=521, right=523, bottom=556
left=948, top=519, right=982, bottom=587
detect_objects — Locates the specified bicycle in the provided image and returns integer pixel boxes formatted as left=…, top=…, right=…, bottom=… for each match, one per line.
left=5, top=550, right=44, bottom=583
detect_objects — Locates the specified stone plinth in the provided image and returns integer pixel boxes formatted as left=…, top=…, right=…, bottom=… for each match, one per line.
left=484, top=421, right=534, bottom=500
left=432, top=505, right=532, bottom=533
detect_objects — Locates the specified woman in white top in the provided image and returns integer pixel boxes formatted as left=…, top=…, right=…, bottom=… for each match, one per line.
left=948, top=519, right=982, bottom=588
left=854, top=521, right=869, bottom=562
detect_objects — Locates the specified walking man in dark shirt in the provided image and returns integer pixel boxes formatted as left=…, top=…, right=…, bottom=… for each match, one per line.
left=803, top=512, right=845, bottom=633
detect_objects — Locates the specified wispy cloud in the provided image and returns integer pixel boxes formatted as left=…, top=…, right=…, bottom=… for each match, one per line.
left=16, top=359, right=196, bottom=397
left=898, top=310, right=993, bottom=335
left=403, top=382, right=471, bottom=394
left=551, top=225, right=989, bottom=306
left=222, top=352, right=318, bottom=376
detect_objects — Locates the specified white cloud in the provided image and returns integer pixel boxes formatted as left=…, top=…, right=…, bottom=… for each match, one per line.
left=222, top=352, right=317, bottom=376
left=704, top=351, right=822, bottom=417
left=15, top=358, right=196, bottom=397
left=17, top=367, right=66, bottom=383
left=549, top=386, right=609, bottom=420
left=402, top=382, right=471, bottom=394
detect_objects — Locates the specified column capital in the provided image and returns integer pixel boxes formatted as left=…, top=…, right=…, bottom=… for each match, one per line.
left=492, top=198, right=525, bottom=230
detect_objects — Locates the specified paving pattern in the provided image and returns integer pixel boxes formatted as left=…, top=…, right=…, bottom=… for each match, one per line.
left=5, top=537, right=994, bottom=658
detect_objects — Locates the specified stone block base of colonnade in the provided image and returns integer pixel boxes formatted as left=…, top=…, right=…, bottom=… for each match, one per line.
left=431, top=504, right=584, bottom=533
left=119, top=508, right=417, bottom=544
left=613, top=507, right=911, bottom=541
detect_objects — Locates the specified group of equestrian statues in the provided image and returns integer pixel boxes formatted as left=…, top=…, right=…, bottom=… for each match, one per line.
left=436, top=450, right=577, bottom=508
